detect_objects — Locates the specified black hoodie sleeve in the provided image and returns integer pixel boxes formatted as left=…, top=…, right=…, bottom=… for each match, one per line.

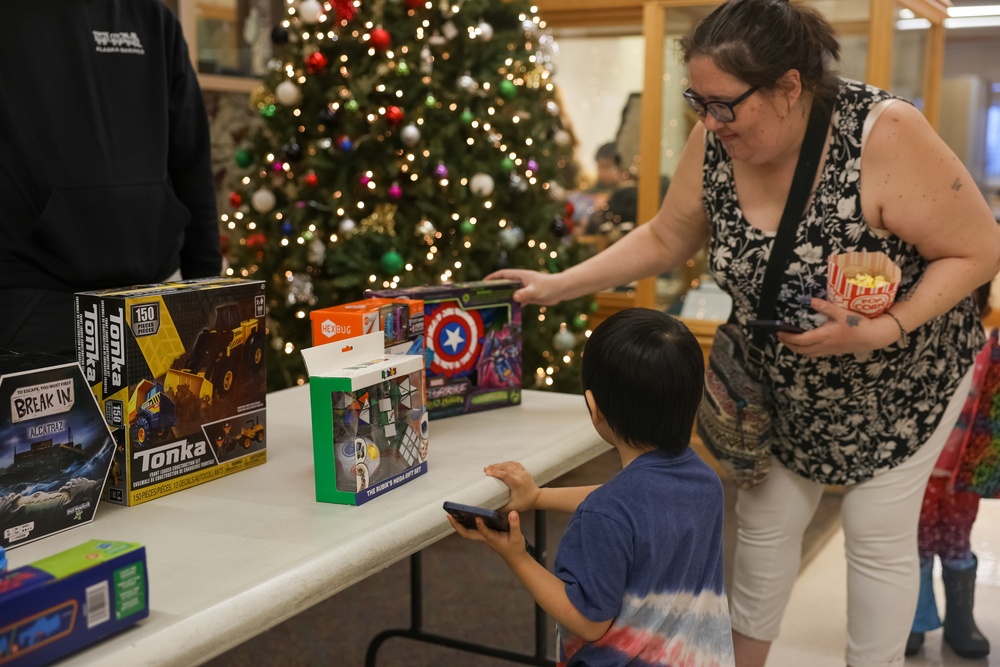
left=164, top=8, right=221, bottom=279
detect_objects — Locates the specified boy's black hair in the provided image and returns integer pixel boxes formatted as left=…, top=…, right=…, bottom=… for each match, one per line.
left=581, top=308, right=704, bottom=456
left=595, top=141, right=621, bottom=167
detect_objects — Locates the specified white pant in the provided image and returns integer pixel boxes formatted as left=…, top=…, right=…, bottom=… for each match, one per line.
left=729, top=365, right=974, bottom=667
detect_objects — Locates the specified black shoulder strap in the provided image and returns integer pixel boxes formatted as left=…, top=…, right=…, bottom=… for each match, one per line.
left=751, top=102, right=832, bottom=350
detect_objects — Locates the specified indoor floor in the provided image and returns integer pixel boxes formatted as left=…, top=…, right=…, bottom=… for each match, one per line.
left=770, top=499, right=1000, bottom=667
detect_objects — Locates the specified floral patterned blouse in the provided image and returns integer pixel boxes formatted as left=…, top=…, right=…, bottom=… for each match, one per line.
left=704, top=78, right=984, bottom=485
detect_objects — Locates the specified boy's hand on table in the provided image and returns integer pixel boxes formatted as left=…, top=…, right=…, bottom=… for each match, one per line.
left=485, top=461, right=540, bottom=512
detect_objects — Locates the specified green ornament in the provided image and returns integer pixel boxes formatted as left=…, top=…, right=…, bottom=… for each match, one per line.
left=460, top=219, right=474, bottom=235
left=425, top=95, right=437, bottom=108
left=500, top=157, right=515, bottom=173
left=396, top=62, right=410, bottom=76
left=460, top=108, right=474, bottom=124
left=380, top=249, right=405, bottom=274
left=234, top=148, right=253, bottom=168
left=345, top=99, right=360, bottom=112
left=303, top=230, right=314, bottom=241
left=260, top=104, right=276, bottom=118
left=572, top=314, right=587, bottom=331
left=498, top=80, right=517, bottom=100
left=589, top=300, right=599, bottom=313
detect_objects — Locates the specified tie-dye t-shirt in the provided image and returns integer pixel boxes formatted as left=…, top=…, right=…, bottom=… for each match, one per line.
left=555, top=448, right=734, bottom=667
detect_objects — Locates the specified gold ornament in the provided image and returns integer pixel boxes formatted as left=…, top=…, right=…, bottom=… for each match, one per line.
left=359, top=203, right=398, bottom=236
left=250, top=85, right=276, bottom=110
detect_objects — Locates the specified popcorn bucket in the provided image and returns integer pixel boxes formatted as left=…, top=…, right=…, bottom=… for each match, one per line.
left=827, top=251, right=901, bottom=317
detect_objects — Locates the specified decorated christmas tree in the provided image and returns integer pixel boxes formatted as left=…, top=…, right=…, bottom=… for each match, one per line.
left=223, top=0, right=595, bottom=393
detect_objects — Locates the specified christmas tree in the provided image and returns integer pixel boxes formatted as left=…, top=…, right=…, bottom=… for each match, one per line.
left=223, top=0, right=595, bottom=393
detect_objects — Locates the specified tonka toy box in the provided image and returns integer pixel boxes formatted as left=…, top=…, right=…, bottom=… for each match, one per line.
left=0, top=351, right=116, bottom=550
left=302, top=332, right=428, bottom=505
left=366, top=280, right=522, bottom=418
left=74, top=278, right=267, bottom=507
left=310, top=298, right=424, bottom=356
left=0, top=540, right=148, bottom=665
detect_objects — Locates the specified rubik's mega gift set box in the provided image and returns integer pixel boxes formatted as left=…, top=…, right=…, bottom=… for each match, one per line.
left=302, top=332, right=428, bottom=505
left=0, top=351, right=116, bottom=550
left=0, top=540, right=148, bottom=666
left=365, top=280, right=522, bottom=418
left=74, top=277, right=267, bottom=506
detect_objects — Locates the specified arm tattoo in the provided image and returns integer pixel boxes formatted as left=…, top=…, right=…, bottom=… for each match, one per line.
left=952, top=178, right=962, bottom=192
left=898, top=274, right=924, bottom=302
left=846, top=315, right=861, bottom=328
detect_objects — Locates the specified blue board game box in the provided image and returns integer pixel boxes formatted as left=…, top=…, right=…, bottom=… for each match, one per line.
left=365, top=280, right=522, bottom=419
left=0, top=540, right=148, bottom=665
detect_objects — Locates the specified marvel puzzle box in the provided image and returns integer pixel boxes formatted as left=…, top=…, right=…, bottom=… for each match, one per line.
left=366, top=280, right=522, bottom=418
left=75, top=278, right=267, bottom=506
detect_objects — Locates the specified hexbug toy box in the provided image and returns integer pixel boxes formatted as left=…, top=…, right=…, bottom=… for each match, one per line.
left=366, top=280, right=522, bottom=419
left=0, top=540, right=148, bottom=666
left=309, top=297, right=424, bottom=356
left=74, top=278, right=267, bottom=507
left=0, top=352, right=116, bottom=550
left=302, top=332, right=428, bottom=505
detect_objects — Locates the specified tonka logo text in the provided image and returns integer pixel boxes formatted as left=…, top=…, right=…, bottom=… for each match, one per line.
left=107, top=308, right=126, bottom=391
left=82, top=304, right=100, bottom=383
left=133, top=439, right=208, bottom=473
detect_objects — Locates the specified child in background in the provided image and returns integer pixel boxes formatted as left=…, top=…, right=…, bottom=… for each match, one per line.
left=906, top=282, right=993, bottom=659
left=447, top=308, right=735, bottom=666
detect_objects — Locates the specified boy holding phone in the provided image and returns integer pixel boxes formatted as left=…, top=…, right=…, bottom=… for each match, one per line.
left=446, top=308, right=735, bottom=666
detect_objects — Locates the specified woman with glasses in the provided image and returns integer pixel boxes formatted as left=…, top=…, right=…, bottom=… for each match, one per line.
left=490, top=0, right=1000, bottom=665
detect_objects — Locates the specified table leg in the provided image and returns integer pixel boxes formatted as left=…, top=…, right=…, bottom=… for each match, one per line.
left=364, top=511, right=556, bottom=666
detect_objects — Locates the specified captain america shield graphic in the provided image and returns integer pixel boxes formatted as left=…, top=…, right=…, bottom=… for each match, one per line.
left=426, top=305, right=483, bottom=378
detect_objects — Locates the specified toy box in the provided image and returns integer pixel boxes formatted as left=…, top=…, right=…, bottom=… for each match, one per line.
left=366, top=280, right=522, bottom=418
left=302, top=333, right=428, bottom=505
left=0, top=540, right=148, bottom=665
left=0, top=352, right=116, bottom=550
left=309, top=298, right=424, bottom=355
left=74, top=278, right=267, bottom=507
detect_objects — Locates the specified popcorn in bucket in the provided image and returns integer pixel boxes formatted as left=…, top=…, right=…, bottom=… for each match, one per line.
left=827, top=251, right=901, bottom=317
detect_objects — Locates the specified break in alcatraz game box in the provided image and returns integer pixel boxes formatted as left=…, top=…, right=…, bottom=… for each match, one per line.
left=302, top=332, right=428, bottom=505
left=74, top=278, right=267, bottom=506
left=0, top=352, right=116, bottom=550
left=0, top=540, right=148, bottom=666
left=366, top=280, right=522, bottom=418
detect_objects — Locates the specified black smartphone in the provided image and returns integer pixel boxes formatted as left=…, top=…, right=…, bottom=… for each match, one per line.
left=746, top=319, right=806, bottom=334
left=443, top=501, right=510, bottom=532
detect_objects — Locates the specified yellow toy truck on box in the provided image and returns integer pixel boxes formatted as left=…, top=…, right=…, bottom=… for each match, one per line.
left=74, top=278, right=267, bottom=506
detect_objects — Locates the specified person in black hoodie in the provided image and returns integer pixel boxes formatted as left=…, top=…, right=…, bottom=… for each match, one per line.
left=0, top=0, right=222, bottom=357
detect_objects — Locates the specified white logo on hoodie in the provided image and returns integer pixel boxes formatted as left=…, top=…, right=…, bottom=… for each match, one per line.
left=92, top=31, right=145, bottom=55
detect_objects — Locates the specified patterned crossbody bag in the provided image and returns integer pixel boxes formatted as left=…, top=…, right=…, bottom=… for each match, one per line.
left=696, top=101, right=831, bottom=490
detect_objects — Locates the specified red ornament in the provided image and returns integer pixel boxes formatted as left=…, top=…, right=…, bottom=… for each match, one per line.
left=565, top=201, right=575, bottom=217
left=332, top=0, right=357, bottom=22
left=229, top=191, right=243, bottom=209
left=369, top=28, right=391, bottom=51
left=247, top=232, right=267, bottom=249
left=384, top=105, right=405, bottom=125
left=405, top=0, right=425, bottom=8
left=306, top=51, right=328, bottom=74
left=305, top=172, right=319, bottom=187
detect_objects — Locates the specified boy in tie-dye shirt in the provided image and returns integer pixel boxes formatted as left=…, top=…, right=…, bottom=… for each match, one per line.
left=447, top=309, right=734, bottom=666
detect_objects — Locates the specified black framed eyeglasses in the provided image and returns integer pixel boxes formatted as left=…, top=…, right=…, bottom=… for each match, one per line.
left=683, top=85, right=760, bottom=123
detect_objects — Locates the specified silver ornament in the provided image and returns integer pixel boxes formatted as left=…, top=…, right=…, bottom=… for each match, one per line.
left=553, top=328, right=576, bottom=352
left=339, top=217, right=357, bottom=234
left=400, top=124, right=421, bottom=147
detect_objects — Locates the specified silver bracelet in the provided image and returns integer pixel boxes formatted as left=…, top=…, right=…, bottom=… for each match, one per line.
left=884, top=311, right=909, bottom=347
